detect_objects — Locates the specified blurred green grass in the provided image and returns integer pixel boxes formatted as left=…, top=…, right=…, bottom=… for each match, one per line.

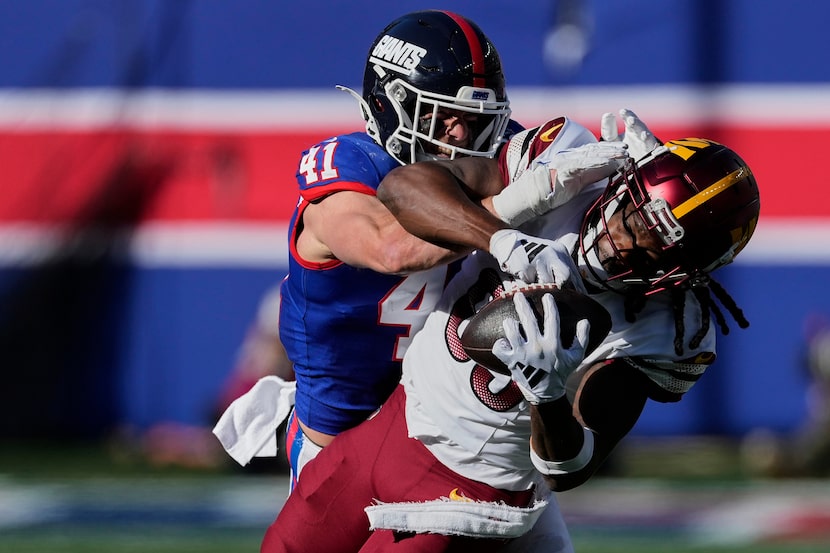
left=569, top=542, right=825, bottom=553
left=1, top=529, right=823, bottom=553
left=0, top=530, right=262, bottom=553
left=0, top=435, right=747, bottom=480
left=1, top=438, right=828, bottom=553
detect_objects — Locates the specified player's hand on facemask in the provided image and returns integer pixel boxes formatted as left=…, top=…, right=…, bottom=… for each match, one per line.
left=600, top=108, right=664, bottom=162
left=492, top=292, right=591, bottom=404
left=549, top=141, right=629, bottom=194
left=492, top=141, right=628, bottom=226
left=489, top=230, right=586, bottom=292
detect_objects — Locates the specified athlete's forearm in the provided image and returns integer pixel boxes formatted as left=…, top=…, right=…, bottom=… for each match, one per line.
left=377, top=159, right=508, bottom=251
left=528, top=398, right=596, bottom=491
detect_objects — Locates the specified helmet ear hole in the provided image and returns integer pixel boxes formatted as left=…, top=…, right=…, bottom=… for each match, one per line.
left=369, top=95, right=384, bottom=113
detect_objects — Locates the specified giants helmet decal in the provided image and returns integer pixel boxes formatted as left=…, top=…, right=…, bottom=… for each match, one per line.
left=579, top=138, right=761, bottom=294
left=368, top=35, right=427, bottom=76
left=337, top=10, right=511, bottom=165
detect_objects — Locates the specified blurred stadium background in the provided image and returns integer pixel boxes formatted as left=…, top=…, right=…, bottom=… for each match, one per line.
left=2, top=0, right=830, bottom=551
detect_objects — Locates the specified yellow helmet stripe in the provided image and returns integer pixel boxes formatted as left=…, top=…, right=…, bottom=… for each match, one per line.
left=671, top=166, right=753, bottom=219
left=666, top=138, right=712, bottom=160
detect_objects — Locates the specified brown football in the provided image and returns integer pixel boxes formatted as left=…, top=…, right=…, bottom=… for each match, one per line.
left=460, top=284, right=612, bottom=374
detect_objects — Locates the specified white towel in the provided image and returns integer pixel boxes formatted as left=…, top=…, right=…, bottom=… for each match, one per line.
left=212, top=375, right=296, bottom=466
left=365, top=497, right=548, bottom=538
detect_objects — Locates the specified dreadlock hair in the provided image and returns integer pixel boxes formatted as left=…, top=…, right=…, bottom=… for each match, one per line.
left=622, top=274, right=750, bottom=356
left=622, top=291, right=647, bottom=325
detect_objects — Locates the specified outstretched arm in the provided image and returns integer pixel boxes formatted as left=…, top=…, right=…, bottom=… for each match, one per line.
left=300, top=189, right=469, bottom=274
left=377, top=138, right=629, bottom=248
left=376, top=156, right=509, bottom=251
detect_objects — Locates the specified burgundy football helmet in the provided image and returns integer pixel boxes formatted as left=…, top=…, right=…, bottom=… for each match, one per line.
left=338, top=10, right=511, bottom=165
left=579, top=138, right=761, bottom=295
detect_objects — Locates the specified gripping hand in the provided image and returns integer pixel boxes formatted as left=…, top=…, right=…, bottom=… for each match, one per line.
left=549, top=141, right=629, bottom=194
left=492, top=292, right=591, bottom=404
left=600, top=108, right=664, bottom=163
left=492, top=141, right=628, bottom=226
left=489, top=230, right=585, bottom=291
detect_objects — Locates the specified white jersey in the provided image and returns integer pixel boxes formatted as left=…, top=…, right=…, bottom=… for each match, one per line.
left=402, top=118, right=717, bottom=491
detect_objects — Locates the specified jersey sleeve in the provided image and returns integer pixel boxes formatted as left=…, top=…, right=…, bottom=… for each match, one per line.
left=622, top=351, right=717, bottom=403
left=580, top=290, right=719, bottom=404
left=497, top=117, right=597, bottom=185
left=296, top=134, right=397, bottom=202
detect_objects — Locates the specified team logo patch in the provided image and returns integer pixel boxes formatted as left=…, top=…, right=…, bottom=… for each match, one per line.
left=538, top=122, right=564, bottom=142
left=370, top=35, right=426, bottom=75
left=666, top=138, right=713, bottom=160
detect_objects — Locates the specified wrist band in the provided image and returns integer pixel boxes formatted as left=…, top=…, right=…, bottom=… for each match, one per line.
left=529, top=427, right=594, bottom=476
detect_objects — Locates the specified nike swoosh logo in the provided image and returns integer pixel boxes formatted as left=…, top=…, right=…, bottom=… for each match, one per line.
left=449, top=488, right=473, bottom=502
left=538, top=122, right=564, bottom=142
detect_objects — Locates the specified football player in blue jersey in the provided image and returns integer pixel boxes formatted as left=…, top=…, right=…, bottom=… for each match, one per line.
left=280, top=11, right=513, bottom=486
left=213, top=9, right=627, bottom=490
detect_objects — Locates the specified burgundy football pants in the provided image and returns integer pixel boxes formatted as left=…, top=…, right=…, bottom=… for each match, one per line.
left=261, top=385, right=533, bottom=553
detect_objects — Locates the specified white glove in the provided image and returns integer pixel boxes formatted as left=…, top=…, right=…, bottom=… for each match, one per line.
left=600, top=108, right=663, bottom=162
left=492, top=141, right=628, bottom=226
left=489, top=229, right=586, bottom=292
left=550, top=141, right=629, bottom=193
left=492, top=292, right=591, bottom=404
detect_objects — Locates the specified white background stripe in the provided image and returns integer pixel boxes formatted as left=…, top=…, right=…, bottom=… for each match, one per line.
left=2, top=85, right=830, bottom=130
left=0, top=219, right=824, bottom=267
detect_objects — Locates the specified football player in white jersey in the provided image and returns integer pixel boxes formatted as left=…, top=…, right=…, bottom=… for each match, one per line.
left=262, top=111, right=760, bottom=553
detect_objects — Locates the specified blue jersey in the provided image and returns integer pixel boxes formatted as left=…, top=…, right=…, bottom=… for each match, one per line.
left=280, top=132, right=455, bottom=435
